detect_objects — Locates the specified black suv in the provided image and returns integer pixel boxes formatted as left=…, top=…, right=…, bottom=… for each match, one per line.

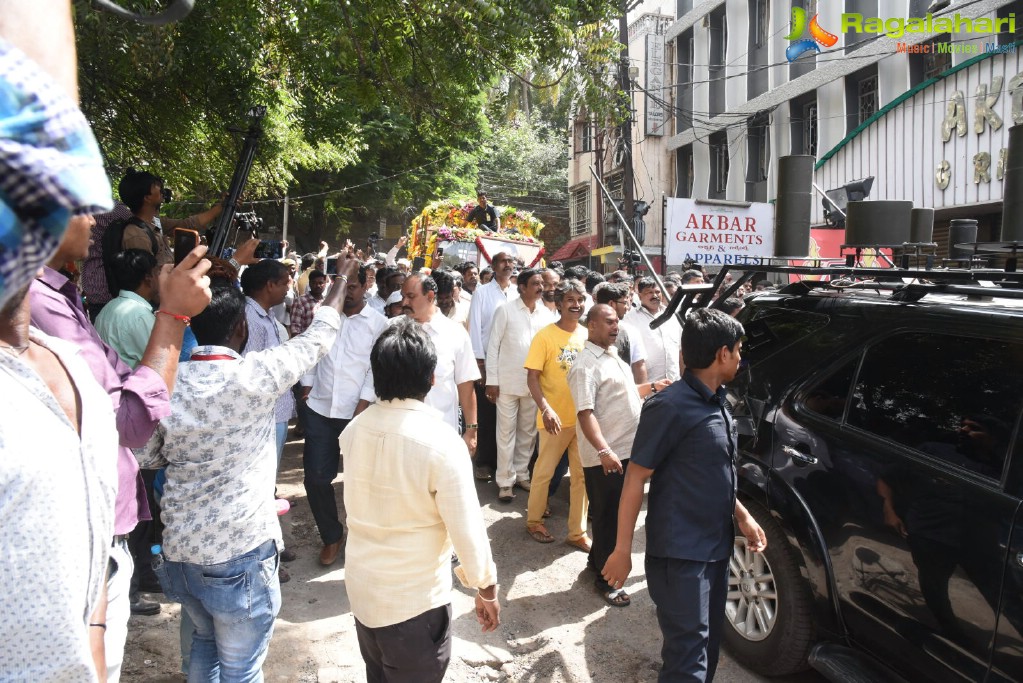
left=718, top=273, right=1023, bottom=682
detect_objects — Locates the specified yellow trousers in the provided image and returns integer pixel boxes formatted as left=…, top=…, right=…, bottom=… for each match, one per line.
left=526, top=427, right=589, bottom=541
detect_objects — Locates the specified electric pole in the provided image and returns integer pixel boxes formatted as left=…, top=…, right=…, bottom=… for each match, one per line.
left=617, top=2, right=636, bottom=251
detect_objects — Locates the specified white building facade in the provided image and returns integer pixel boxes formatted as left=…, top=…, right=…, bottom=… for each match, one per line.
left=658, top=0, right=1023, bottom=261
left=572, top=0, right=1023, bottom=271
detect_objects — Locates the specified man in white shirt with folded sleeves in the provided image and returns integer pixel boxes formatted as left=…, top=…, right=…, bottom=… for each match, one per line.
left=300, top=263, right=387, bottom=567
left=485, top=267, right=555, bottom=502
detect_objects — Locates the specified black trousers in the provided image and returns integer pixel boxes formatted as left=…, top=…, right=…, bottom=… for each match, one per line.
left=646, top=555, right=729, bottom=683
left=355, top=604, right=452, bottom=683
left=474, top=384, right=498, bottom=470
left=583, top=459, right=629, bottom=585
left=302, top=409, right=349, bottom=545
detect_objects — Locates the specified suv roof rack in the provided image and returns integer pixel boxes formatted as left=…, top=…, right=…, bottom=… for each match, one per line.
left=651, top=256, right=1023, bottom=330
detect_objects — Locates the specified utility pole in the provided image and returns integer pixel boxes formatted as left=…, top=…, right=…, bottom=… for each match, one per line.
left=282, top=193, right=290, bottom=246
left=617, top=1, right=635, bottom=245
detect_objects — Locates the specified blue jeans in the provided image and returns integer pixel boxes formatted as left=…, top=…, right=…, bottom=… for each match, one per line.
left=274, top=421, right=288, bottom=471
left=154, top=540, right=281, bottom=682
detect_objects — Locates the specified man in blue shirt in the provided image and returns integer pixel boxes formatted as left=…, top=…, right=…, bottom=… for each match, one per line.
left=603, top=308, right=767, bottom=682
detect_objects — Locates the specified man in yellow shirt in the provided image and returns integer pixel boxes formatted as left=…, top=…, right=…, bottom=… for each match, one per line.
left=523, top=279, right=590, bottom=550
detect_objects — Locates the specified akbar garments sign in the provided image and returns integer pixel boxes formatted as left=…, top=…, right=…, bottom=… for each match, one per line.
left=665, top=198, right=775, bottom=266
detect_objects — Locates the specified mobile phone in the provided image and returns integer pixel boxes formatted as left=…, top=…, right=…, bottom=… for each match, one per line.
left=254, top=239, right=283, bottom=260
left=326, top=256, right=338, bottom=275
left=173, top=228, right=200, bottom=266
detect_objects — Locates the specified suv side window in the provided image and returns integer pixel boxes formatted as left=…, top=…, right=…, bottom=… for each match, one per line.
left=740, top=307, right=829, bottom=366
left=802, top=358, right=857, bottom=421
left=847, top=332, right=1022, bottom=480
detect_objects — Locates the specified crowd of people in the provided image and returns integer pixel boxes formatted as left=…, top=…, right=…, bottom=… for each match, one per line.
left=0, top=6, right=770, bottom=681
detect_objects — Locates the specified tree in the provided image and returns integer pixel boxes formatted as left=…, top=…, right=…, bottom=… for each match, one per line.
left=75, top=0, right=621, bottom=241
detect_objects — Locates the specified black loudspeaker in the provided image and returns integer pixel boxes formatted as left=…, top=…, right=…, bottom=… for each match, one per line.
left=773, top=155, right=814, bottom=258
left=844, top=200, right=912, bottom=246
left=949, top=218, right=978, bottom=259
left=910, top=208, right=934, bottom=243
left=1001, top=124, right=1023, bottom=242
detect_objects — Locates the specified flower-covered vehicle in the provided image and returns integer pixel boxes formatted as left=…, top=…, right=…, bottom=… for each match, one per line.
left=408, top=198, right=545, bottom=270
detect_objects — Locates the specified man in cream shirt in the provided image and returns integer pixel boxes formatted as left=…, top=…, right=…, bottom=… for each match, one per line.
left=342, top=319, right=500, bottom=682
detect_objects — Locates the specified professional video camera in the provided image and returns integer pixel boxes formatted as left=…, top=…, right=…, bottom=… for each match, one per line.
left=235, top=211, right=263, bottom=236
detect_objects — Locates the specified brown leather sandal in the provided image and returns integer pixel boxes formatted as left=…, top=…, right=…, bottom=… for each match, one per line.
left=527, top=523, right=555, bottom=543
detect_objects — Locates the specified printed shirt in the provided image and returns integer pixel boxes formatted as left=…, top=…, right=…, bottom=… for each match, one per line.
left=245, top=297, right=295, bottom=423
left=289, top=290, right=322, bottom=337
left=624, top=305, right=682, bottom=383
left=361, top=310, right=480, bottom=431
left=567, top=341, right=643, bottom=468
left=302, top=304, right=388, bottom=420
left=341, top=399, right=498, bottom=628
left=468, top=278, right=518, bottom=359
left=485, top=297, right=555, bottom=397
left=94, top=289, right=155, bottom=368
left=523, top=322, right=588, bottom=430
left=135, top=307, right=341, bottom=565
left=30, top=266, right=164, bottom=534
left=0, top=328, right=117, bottom=681
left=631, top=370, right=738, bottom=562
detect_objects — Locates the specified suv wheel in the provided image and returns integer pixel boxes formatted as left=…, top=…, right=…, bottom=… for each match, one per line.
left=722, top=501, right=816, bottom=676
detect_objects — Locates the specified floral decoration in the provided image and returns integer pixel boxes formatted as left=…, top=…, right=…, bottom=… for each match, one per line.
left=409, top=198, right=545, bottom=258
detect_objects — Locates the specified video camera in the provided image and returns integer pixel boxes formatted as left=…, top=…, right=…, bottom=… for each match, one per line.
left=235, top=211, right=263, bottom=236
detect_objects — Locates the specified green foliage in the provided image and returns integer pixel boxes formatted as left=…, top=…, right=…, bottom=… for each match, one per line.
left=75, top=0, right=621, bottom=239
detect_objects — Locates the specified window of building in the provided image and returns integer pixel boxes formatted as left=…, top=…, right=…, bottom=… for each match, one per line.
left=747, top=114, right=770, bottom=184
left=710, top=132, right=730, bottom=197
left=803, top=101, right=818, bottom=157
left=574, top=119, right=594, bottom=154
left=845, top=332, right=1023, bottom=480
left=909, top=35, right=951, bottom=85
left=755, top=0, right=770, bottom=46
left=845, top=64, right=879, bottom=133
left=570, top=186, right=591, bottom=237
left=999, top=0, right=1023, bottom=45
left=677, top=145, right=695, bottom=198
left=858, top=75, right=878, bottom=124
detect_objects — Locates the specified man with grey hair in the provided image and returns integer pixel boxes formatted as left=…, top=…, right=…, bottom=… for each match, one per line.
left=625, top=277, right=683, bottom=383
left=467, top=251, right=518, bottom=480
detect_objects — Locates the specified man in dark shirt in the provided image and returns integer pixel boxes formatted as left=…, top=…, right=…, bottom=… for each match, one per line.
left=467, top=192, right=500, bottom=232
left=603, top=308, right=767, bottom=682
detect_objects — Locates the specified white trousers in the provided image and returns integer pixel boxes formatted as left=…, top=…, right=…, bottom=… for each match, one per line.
left=495, top=393, right=538, bottom=488
left=106, top=538, right=133, bottom=682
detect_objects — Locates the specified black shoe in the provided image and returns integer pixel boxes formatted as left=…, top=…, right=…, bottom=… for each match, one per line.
left=279, top=567, right=291, bottom=584
left=130, top=597, right=161, bottom=616
left=280, top=548, right=297, bottom=563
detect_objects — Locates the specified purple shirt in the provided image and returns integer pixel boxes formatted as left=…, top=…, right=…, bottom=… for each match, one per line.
left=30, top=267, right=169, bottom=534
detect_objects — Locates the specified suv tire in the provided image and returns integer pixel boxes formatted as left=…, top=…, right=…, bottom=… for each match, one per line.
left=722, top=500, right=816, bottom=676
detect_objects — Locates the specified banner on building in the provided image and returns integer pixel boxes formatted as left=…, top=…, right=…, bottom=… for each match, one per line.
left=645, top=35, right=666, bottom=136
left=665, top=198, right=775, bottom=266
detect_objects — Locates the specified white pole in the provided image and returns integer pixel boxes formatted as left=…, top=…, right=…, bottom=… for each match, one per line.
left=282, top=193, right=290, bottom=246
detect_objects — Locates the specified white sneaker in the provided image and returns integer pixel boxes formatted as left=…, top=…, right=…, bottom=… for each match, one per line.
left=515, top=478, right=532, bottom=491
left=498, top=486, right=515, bottom=502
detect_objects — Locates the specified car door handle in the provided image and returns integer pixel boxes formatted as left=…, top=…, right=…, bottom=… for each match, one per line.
left=782, top=445, right=818, bottom=466
left=1017, top=552, right=1023, bottom=568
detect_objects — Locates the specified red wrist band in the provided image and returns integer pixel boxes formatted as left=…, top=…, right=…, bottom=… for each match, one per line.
left=157, top=310, right=191, bottom=326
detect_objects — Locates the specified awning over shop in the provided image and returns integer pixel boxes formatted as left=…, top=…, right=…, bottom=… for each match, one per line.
left=549, top=234, right=599, bottom=262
